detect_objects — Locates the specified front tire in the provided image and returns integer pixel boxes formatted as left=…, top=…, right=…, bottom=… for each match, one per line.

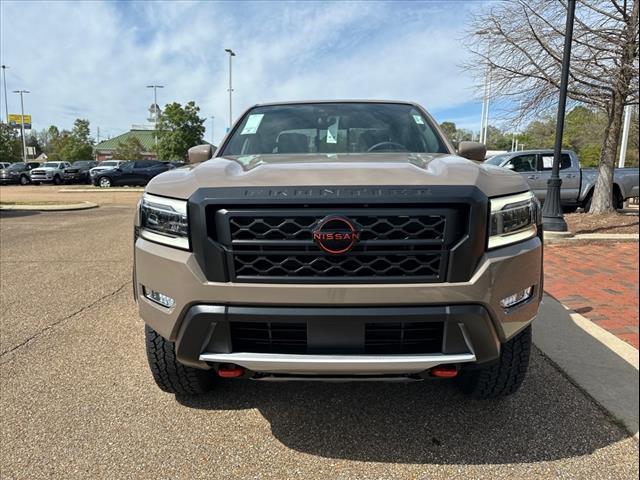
left=145, top=325, right=215, bottom=395
left=456, top=325, right=532, bottom=398
left=53, top=175, right=62, bottom=185
left=19, top=175, right=29, bottom=185
left=98, top=177, right=112, bottom=188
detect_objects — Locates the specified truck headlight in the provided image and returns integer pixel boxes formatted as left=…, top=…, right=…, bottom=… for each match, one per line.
left=488, top=191, right=540, bottom=249
left=140, top=193, right=189, bottom=250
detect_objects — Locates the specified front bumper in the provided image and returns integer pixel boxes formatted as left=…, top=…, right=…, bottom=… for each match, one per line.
left=135, top=234, right=543, bottom=371
left=30, top=174, right=54, bottom=182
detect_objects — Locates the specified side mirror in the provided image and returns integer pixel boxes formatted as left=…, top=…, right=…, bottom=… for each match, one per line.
left=503, top=163, right=515, bottom=170
left=188, top=144, right=215, bottom=164
left=457, top=141, right=487, bottom=162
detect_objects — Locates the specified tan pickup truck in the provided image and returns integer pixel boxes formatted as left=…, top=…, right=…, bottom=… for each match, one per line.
left=134, top=101, right=543, bottom=398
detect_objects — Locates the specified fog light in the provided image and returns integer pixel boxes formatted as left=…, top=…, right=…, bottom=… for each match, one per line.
left=144, top=288, right=175, bottom=308
left=500, top=287, right=533, bottom=309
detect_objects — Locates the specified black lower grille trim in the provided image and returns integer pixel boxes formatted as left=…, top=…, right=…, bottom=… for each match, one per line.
left=230, top=322, right=307, bottom=354
left=365, top=322, right=444, bottom=354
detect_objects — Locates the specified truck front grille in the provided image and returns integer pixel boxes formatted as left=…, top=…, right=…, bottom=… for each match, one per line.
left=364, top=322, right=444, bottom=354
left=208, top=206, right=466, bottom=283
left=229, top=321, right=443, bottom=354
left=230, top=322, right=307, bottom=354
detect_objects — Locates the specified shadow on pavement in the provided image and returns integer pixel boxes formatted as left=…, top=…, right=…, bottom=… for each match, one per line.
left=0, top=210, right=40, bottom=218
left=177, top=348, right=628, bottom=465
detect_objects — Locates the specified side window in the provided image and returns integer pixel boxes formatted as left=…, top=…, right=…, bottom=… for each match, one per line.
left=506, top=155, right=537, bottom=172
left=134, top=161, right=150, bottom=168
left=540, top=154, right=572, bottom=170
left=121, top=162, right=134, bottom=173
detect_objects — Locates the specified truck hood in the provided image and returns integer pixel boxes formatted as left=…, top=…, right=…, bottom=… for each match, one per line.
left=146, top=153, right=529, bottom=199
left=31, top=167, right=59, bottom=172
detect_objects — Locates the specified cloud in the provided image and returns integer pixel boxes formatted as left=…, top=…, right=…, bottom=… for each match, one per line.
left=0, top=0, right=484, bottom=143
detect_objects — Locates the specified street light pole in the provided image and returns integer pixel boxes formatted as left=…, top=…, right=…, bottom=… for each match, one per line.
left=210, top=116, right=215, bottom=145
left=225, top=48, right=236, bottom=130
left=146, top=84, right=164, bottom=148
left=541, top=0, right=575, bottom=232
left=12, top=90, right=29, bottom=161
left=618, top=105, right=632, bottom=168
left=1, top=65, right=9, bottom=123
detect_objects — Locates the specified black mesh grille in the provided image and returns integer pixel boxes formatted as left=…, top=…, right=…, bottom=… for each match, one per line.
left=234, top=253, right=441, bottom=278
left=229, top=214, right=446, bottom=241
left=365, top=322, right=444, bottom=354
left=230, top=322, right=307, bottom=354
left=211, top=207, right=463, bottom=283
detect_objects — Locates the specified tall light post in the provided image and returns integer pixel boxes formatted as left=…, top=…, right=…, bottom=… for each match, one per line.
left=225, top=48, right=236, bottom=130
left=210, top=116, right=215, bottom=145
left=541, top=0, right=575, bottom=232
left=12, top=90, right=29, bottom=161
left=146, top=84, right=164, bottom=147
left=618, top=105, right=632, bottom=168
left=475, top=30, right=493, bottom=144
left=1, top=65, right=9, bottom=123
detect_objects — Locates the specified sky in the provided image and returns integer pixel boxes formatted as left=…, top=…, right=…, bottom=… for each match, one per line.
left=0, top=0, right=488, bottom=145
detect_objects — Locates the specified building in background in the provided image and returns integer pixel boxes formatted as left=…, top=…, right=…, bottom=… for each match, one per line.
left=94, top=127, right=157, bottom=161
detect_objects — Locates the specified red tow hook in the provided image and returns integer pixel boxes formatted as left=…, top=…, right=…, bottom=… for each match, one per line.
left=217, top=364, right=245, bottom=378
left=430, top=365, right=459, bottom=378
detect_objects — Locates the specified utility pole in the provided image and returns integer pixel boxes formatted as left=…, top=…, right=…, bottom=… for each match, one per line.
left=542, top=0, right=575, bottom=232
left=1, top=65, right=8, bottom=123
left=13, top=90, right=29, bottom=162
left=225, top=49, right=236, bottom=130
left=618, top=105, right=632, bottom=168
left=97, top=126, right=101, bottom=144
left=210, top=116, right=215, bottom=145
left=146, top=84, right=164, bottom=147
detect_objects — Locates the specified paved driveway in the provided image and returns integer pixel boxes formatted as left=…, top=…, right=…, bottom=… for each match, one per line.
left=1, top=196, right=638, bottom=479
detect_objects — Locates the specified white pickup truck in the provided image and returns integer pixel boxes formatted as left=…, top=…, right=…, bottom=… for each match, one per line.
left=486, top=149, right=639, bottom=211
left=29, top=161, right=72, bottom=185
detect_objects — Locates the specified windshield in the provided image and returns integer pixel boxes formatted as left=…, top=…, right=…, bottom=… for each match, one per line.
left=221, top=103, right=448, bottom=156
left=100, top=161, right=118, bottom=167
left=73, top=161, right=91, bottom=167
left=7, top=163, right=25, bottom=170
left=485, top=154, right=509, bottom=166
left=42, top=162, right=61, bottom=168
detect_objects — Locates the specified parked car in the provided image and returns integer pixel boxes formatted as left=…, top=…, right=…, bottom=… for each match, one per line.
left=135, top=100, right=543, bottom=398
left=0, top=162, right=10, bottom=170
left=93, top=160, right=172, bottom=187
left=0, top=162, right=41, bottom=185
left=485, top=150, right=639, bottom=211
left=89, top=160, right=126, bottom=180
left=64, top=160, right=98, bottom=184
left=29, top=161, right=72, bottom=185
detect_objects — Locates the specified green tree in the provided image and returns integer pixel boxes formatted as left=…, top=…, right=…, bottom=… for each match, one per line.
left=0, top=123, right=22, bottom=163
left=113, top=136, right=145, bottom=160
left=439, top=121, right=457, bottom=144
left=156, top=101, right=205, bottom=160
left=48, top=119, right=94, bottom=161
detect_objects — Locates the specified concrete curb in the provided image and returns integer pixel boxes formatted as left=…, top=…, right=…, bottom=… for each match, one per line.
left=58, top=188, right=145, bottom=193
left=545, top=233, right=638, bottom=244
left=0, top=201, right=98, bottom=211
left=533, top=295, right=639, bottom=439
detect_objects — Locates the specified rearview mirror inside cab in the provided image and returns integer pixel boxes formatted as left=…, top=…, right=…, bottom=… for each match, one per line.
left=188, top=144, right=215, bottom=164
left=457, top=141, right=487, bottom=162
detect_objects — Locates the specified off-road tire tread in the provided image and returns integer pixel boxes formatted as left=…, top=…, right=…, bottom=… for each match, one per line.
left=145, top=326, right=214, bottom=395
left=457, top=325, right=531, bottom=398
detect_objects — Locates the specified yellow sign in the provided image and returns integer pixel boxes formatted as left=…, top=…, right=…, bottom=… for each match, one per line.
left=8, top=114, right=32, bottom=129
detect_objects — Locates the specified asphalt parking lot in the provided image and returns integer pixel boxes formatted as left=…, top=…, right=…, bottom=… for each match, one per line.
left=1, top=186, right=638, bottom=479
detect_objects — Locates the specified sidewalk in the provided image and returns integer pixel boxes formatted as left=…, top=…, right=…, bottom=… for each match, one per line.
left=544, top=242, right=639, bottom=349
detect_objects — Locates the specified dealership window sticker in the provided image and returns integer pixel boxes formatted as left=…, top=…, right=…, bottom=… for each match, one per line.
left=241, top=114, right=264, bottom=135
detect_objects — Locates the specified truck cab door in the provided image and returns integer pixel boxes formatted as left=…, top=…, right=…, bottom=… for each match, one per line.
left=503, top=154, right=542, bottom=198
left=539, top=153, right=580, bottom=202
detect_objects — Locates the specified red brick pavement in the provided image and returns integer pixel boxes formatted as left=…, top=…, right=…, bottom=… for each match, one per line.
left=544, top=242, right=639, bottom=349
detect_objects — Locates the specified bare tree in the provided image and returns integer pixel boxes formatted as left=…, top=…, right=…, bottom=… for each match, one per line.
left=466, top=0, right=639, bottom=213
